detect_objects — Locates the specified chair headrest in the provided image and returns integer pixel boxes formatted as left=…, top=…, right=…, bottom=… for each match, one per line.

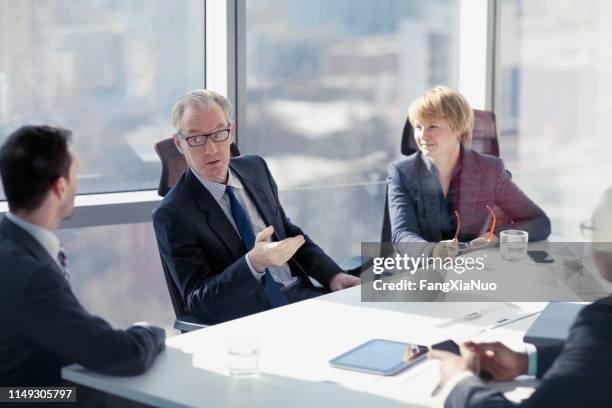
left=154, top=139, right=241, bottom=197
left=154, top=139, right=187, bottom=197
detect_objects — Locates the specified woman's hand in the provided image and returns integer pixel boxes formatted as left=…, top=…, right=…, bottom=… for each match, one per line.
left=433, top=239, right=459, bottom=258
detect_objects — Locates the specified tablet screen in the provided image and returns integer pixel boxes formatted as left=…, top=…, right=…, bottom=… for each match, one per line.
left=329, top=339, right=427, bottom=375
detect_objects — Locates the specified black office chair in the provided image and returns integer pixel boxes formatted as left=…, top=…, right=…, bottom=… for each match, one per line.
left=155, top=138, right=241, bottom=197
left=341, top=109, right=501, bottom=271
left=153, top=138, right=241, bottom=332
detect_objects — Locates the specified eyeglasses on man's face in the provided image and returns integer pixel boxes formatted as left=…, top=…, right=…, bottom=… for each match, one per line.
left=179, top=126, right=231, bottom=147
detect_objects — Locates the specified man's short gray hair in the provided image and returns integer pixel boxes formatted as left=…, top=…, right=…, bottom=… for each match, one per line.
left=171, top=89, right=234, bottom=132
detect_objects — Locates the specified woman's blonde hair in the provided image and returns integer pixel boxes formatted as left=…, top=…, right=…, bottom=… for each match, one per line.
left=408, top=86, right=474, bottom=146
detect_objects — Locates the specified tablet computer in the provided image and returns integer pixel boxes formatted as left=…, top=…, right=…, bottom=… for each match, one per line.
left=329, top=339, right=428, bottom=376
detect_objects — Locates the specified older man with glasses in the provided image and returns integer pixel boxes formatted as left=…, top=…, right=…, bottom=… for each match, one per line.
left=153, top=89, right=360, bottom=325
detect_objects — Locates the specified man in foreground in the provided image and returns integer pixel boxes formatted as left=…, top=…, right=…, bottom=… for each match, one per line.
left=430, top=189, right=612, bottom=407
left=0, top=125, right=166, bottom=388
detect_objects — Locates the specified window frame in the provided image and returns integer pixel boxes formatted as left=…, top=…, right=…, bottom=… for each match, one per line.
left=0, top=0, right=497, bottom=229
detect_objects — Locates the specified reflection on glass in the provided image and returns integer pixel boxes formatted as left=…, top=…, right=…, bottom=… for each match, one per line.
left=0, top=0, right=204, bottom=197
left=244, top=0, right=460, bottom=260
left=57, top=222, right=175, bottom=334
left=498, top=0, right=612, bottom=239
left=279, top=183, right=387, bottom=262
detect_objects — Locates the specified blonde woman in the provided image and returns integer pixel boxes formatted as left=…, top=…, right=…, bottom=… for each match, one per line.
left=388, top=86, right=550, bottom=257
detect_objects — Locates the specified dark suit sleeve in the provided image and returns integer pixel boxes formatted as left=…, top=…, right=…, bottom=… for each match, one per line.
left=153, top=206, right=266, bottom=323
left=446, top=375, right=604, bottom=408
left=535, top=342, right=564, bottom=378
left=443, top=345, right=565, bottom=408
left=259, top=156, right=341, bottom=286
left=444, top=346, right=568, bottom=408
left=387, top=162, right=436, bottom=257
left=19, top=263, right=165, bottom=376
left=447, top=300, right=612, bottom=408
left=445, top=376, right=517, bottom=408
left=493, top=159, right=551, bottom=241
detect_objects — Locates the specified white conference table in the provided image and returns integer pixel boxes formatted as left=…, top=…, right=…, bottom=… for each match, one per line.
left=63, top=286, right=546, bottom=408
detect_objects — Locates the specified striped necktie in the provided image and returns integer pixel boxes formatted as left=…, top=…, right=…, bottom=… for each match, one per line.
left=225, top=186, right=288, bottom=307
left=57, top=245, right=71, bottom=282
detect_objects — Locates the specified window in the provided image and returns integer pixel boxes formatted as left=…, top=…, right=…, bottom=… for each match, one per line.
left=0, top=0, right=204, bottom=197
left=57, top=222, right=175, bottom=333
left=497, top=0, right=612, bottom=239
left=242, top=0, right=460, bottom=261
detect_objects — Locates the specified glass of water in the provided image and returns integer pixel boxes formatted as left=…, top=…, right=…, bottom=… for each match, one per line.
left=500, top=230, right=529, bottom=261
left=227, top=332, right=260, bottom=376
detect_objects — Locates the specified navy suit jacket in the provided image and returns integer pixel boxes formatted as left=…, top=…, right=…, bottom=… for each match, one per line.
left=445, top=296, right=612, bottom=408
left=388, top=148, right=551, bottom=256
left=152, top=155, right=340, bottom=324
left=0, top=217, right=165, bottom=386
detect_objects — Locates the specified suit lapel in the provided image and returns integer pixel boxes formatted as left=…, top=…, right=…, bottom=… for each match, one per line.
left=0, top=217, right=65, bottom=277
left=415, top=154, right=442, bottom=242
left=459, top=149, right=482, bottom=238
left=186, top=171, right=246, bottom=260
left=229, top=160, right=281, bottom=240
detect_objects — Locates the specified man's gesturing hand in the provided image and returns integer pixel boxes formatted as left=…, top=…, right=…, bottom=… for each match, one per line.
left=247, top=226, right=305, bottom=272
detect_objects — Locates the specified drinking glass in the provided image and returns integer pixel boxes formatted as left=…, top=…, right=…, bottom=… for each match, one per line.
left=500, top=230, right=528, bottom=261
left=227, top=332, right=260, bottom=376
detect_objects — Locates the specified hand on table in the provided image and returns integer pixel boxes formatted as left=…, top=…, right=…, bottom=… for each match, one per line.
left=329, top=272, right=361, bottom=292
left=464, top=341, right=528, bottom=381
left=433, top=239, right=459, bottom=258
left=429, top=342, right=480, bottom=388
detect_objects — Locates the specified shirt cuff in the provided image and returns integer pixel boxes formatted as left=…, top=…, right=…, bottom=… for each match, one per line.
left=526, top=344, right=538, bottom=377
left=434, top=371, right=479, bottom=406
left=245, top=254, right=264, bottom=282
